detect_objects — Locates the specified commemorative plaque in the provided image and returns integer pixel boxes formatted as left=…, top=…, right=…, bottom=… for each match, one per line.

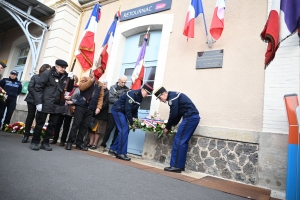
left=196, top=49, right=224, bottom=69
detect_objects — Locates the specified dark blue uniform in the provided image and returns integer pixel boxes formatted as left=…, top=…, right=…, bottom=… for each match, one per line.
left=110, top=89, right=143, bottom=154
left=166, top=91, right=200, bottom=169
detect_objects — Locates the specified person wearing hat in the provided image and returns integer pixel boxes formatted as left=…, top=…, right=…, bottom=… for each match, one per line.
left=0, top=61, right=7, bottom=71
left=30, top=59, right=74, bottom=151
left=154, top=86, right=200, bottom=173
left=65, top=71, right=104, bottom=151
left=109, top=84, right=153, bottom=161
left=0, top=70, right=22, bottom=130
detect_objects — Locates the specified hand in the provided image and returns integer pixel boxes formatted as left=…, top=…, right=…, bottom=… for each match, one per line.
left=95, top=108, right=100, bottom=115
left=36, top=104, right=42, bottom=112
left=66, top=101, right=73, bottom=104
left=68, top=72, right=74, bottom=79
left=132, top=125, right=137, bottom=129
left=163, top=128, right=168, bottom=138
left=64, top=95, right=71, bottom=100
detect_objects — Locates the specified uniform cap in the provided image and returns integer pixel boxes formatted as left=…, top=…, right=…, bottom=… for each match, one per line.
left=55, top=59, right=68, bottom=67
left=154, top=86, right=167, bottom=99
left=0, top=61, right=7, bottom=68
left=142, top=84, right=153, bottom=95
left=10, top=70, right=18, bottom=75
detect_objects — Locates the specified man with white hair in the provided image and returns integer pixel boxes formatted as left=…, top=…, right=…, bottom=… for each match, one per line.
left=98, top=75, right=129, bottom=153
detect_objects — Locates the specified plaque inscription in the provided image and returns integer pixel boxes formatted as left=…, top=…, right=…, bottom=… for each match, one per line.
left=196, top=49, right=224, bottom=69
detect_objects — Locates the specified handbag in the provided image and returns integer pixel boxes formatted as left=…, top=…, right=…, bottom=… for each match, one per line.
left=70, top=105, right=75, bottom=114
left=88, top=117, right=98, bottom=131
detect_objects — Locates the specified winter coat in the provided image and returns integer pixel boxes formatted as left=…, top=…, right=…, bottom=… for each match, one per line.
left=95, top=88, right=109, bottom=120
left=24, top=74, right=39, bottom=104
left=34, top=66, right=74, bottom=114
left=75, top=77, right=104, bottom=111
left=0, top=77, right=22, bottom=101
left=108, top=82, right=129, bottom=113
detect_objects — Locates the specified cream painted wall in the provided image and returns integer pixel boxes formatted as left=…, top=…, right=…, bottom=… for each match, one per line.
left=262, top=1, right=300, bottom=134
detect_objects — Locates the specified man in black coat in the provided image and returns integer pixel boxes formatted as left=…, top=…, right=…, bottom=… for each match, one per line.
left=30, top=59, right=74, bottom=151
left=0, top=70, right=22, bottom=130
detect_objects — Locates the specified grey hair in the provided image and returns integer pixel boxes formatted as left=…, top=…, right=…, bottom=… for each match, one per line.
left=119, top=75, right=127, bottom=80
left=100, top=79, right=108, bottom=85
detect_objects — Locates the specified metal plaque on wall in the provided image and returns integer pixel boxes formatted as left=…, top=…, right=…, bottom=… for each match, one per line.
left=196, top=49, right=224, bottom=69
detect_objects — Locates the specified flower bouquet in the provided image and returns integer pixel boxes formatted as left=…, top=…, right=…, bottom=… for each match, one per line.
left=30, top=123, right=48, bottom=137
left=4, top=122, right=25, bottom=134
left=130, top=112, right=177, bottom=139
left=0, top=87, right=7, bottom=102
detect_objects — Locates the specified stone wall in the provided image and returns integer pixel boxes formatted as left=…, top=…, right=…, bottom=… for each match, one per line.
left=153, top=135, right=259, bottom=185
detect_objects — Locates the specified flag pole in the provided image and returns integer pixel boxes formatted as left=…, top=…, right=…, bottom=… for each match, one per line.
left=61, top=58, right=76, bottom=101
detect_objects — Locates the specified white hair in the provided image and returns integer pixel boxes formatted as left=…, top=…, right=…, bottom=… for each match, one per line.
left=100, top=79, right=108, bottom=85
left=119, top=75, right=127, bottom=80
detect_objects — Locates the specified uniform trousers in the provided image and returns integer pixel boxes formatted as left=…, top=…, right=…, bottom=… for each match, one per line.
left=0, top=98, right=17, bottom=129
left=100, top=113, right=118, bottom=148
left=32, top=112, right=59, bottom=144
left=67, top=106, right=93, bottom=145
left=170, top=114, right=200, bottom=168
left=24, top=102, right=36, bottom=137
left=110, top=108, right=129, bottom=155
left=53, top=114, right=73, bottom=143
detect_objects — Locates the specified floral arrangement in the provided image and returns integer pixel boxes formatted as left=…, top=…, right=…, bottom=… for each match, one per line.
left=4, top=122, right=48, bottom=137
left=31, top=123, right=48, bottom=137
left=4, top=122, right=25, bottom=134
left=0, top=87, right=7, bottom=102
left=130, top=112, right=177, bottom=139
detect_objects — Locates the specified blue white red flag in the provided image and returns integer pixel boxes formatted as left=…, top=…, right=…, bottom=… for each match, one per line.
left=75, top=4, right=101, bottom=71
left=183, top=0, right=204, bottom=40
left=209, top=0, right=226, bottom=40
left=94, top=11, right=120, bottom=80
left=131, top=34, right=148, bottom=90
left=261, top=0, right=300, bottom=67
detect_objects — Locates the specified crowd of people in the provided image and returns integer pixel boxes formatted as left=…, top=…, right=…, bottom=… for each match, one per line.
left=0, top=59, right=200, bottom=173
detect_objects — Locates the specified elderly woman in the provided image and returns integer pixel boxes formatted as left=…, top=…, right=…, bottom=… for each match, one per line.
left=86, top=79, right=109, bottom=149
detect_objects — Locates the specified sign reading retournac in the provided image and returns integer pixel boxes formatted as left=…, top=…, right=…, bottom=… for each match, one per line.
left=120, top=0, right=172, bottom=22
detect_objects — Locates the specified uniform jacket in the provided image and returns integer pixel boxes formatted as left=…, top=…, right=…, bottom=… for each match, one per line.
left=24, top=74, right=39, bottom=104
left=108, top=82, right=129, bottom=113
left=34, top=66, right=74, bottom=114
left=75, top=77, right=104, bottom=111
left=0, top=77, right=22, bottom=100
left=95, top=88, right=109, bottom=120
left=112, top=89, right=142, bottom=126
left=166, top=91, right=200, bottom=130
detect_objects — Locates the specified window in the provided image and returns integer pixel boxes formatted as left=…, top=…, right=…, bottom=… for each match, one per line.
left=138, top=33, right=150, bottom=47
left=124, top=66, right=157, bottom=110
left=14, top=46, right=30, bottom=80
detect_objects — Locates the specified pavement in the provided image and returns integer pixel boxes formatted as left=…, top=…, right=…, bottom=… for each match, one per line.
left=0, top=131, right=284, bottom=200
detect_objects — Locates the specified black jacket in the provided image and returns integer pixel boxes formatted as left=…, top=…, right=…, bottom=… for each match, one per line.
left=112, top=89, right=143, bottom=126
left=108, top=82, right=129, bottom=113
left=0, top=77, right=22, bottom=100
left=34, top=67, right=74, bottom=114
left=95, top=88, right=109, bottom=120
left=24, top=74, right=39, bottom=104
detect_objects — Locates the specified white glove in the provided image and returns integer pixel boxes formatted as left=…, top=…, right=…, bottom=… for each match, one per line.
left=68, top=72, right=74, bottom=79
left=36, top=104, right=42, bottom=112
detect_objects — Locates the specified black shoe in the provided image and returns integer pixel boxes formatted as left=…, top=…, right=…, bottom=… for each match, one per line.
left=22, top=136, right=29, bottom=143
left=108, top=149, right=117, bottom=156
left=59, top=142, right=65, bottom=146
left=116, top=154, right=131, bottom=161
left=30, top=143, right=39, bottom=151
left=40, top=143, right=52, bottom=151
left=75, top=144, right=88, bottom=151
left=164, top=167, right=182, bottom=173
left=65, top=143, right=72, bottom=150
left=50, top=140, right=57, bottom=144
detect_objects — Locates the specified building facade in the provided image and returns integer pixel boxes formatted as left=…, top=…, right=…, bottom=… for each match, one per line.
left=0, top=0, right=299, bottom=193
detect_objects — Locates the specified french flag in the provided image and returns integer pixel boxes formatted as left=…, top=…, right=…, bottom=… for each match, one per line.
left=183, top=0, right=204, bottom=40
left=131, top=34, right=148, bottom=90
left=94, top=11, right=120, bottom=80
left=260, top=0, right=300, bottom=67
left=209, top=0, right=226, bottom=40
left=75, top=4, right=101, bottom=71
